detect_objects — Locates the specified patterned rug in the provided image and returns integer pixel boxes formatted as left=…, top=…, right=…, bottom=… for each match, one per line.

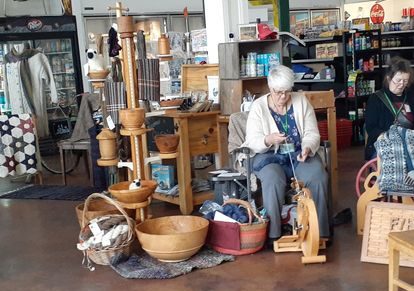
left=110, top=247, right=234, bottom=279
left=0, top=184, right=104, bottom=201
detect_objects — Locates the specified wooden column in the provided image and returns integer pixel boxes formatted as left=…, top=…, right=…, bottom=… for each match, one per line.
left=117, top=15, right=139, bottom=108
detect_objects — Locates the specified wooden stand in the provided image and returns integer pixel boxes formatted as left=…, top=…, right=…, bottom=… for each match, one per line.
left=150, top=111, right=219, bottom=214
left=117, top=197, right=152, bottom=223
left=274, top=187, right=326, bottom=264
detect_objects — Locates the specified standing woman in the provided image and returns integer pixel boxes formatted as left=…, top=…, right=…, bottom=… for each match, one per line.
left=365, top=56, right=414, bottom=160
left=243, top=65, right=329, bottom=243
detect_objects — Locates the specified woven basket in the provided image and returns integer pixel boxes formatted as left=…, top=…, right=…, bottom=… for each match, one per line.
left=75, top=197, right=120, bottom=227
left=79, top=193, right=135, bottom=267
left=208, top=198, right=268, bottom=255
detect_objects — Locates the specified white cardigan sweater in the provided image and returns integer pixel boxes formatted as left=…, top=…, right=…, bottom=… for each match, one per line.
left=243, top=92, right=320, bottom=156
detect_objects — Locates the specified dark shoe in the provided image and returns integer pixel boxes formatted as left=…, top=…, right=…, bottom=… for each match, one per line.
left=333, top=208, right=352, bottom=226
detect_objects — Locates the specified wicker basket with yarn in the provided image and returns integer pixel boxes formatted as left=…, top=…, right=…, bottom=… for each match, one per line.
left=77, top=193, right=135, bottom=270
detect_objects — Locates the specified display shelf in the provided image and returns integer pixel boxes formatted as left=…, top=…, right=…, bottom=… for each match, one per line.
left=291, top=58, right=334, bottom=64
left=381, top=30, right=414, bottom=35
left=382, top=46, right=414, bottom=51
left=239, top=76, right=267, bottom=80
left=44, top=51, right=72, bottom=55
left=294, top=79, right=334, bottom=83
left=152, top=190, right=214, bottom=206
left=218, top=39, right=283, bottom=114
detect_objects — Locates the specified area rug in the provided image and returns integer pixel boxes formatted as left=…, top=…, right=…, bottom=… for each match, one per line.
left=0, top=184, right=105, bottom=201
left=110, top=248, right=235, bottom=279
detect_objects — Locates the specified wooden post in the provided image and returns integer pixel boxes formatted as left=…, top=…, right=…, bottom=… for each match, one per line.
left=117, top=13, right=139, bottom=108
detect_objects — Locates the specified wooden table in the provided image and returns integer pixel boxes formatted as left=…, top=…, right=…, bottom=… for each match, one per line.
left=151, top=111, right=219, bottom=214
left=388, top=230, right=414, bottom=291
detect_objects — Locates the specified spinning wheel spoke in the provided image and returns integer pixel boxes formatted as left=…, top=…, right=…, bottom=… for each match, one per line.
left=355, top=158, right=378, bottom=198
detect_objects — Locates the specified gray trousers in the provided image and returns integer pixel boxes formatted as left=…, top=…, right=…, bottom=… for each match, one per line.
left=254, top=154, right=329, bottom=238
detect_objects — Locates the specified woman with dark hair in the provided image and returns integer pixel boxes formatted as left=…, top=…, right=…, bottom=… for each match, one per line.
left=365, top=56, right=414, bottom=160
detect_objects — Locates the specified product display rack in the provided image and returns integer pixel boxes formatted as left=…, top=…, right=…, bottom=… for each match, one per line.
left=343, top=29, right=382, bottom=144
left=290, top=36, right=343, bottom=92
left=218, top=39, right=283, bottom=115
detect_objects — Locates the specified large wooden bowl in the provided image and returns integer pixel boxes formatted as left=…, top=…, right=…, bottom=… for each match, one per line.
left=135, top=215, right=209, bottom=262
left=108, top=180, right=157, bottom=203
left=119, top=108, right=145, bottom=130
left=154, top=134, right=180, bottom=153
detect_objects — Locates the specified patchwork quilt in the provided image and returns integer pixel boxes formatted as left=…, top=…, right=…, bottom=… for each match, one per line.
left=0, top=114, right=37, bottom=177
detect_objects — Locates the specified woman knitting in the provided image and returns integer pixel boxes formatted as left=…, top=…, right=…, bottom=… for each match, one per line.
left=243, top=65, right=329, bottom=245
left=365, top=56, right=414, bottom=160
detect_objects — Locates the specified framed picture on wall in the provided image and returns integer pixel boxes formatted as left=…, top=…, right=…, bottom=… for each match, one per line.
left=310, top=9, right=340, bottom=28
left=239, top=24, right=258, bottom=41
left=352, top=17, right=370, bottom=30
left=290, top=10, right=310, bottom=36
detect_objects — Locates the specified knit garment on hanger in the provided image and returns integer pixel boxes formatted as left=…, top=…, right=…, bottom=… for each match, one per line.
left=5, top=49, right=58, bottom=138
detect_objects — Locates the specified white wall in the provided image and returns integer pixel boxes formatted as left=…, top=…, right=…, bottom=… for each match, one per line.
left=344, top=0, right=413, bottom=23
left=290, top=0, right=343, bottom=9
left=81, top=0, right=203, bottom=15
left=0, top=0, right=64, bottom=17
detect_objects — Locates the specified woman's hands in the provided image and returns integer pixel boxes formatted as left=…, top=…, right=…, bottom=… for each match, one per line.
left=264, top=132, right=287, bottom=147
left=297, top=147, right=311, bottom=162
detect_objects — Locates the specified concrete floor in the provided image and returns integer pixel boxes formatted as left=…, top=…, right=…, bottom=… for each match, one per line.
left=0, top=147, right=413, bottom=291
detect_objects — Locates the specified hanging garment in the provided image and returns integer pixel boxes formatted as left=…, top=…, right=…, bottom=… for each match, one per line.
left=108, top=27, right=122, bottom=57
left=5, top=49, right=57, bottom=138
left=137, top=59, right=160, bottom=102
left=0, top=114, right=37, bottom=178
left=104, top=81, right=126, bottom=126
left=5, top=47, right=40, bottom=115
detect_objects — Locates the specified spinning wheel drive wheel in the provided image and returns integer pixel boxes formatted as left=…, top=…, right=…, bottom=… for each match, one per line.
left=355, top=158, right=378, bottom=198
left=297, top=192, right=320, bottom=261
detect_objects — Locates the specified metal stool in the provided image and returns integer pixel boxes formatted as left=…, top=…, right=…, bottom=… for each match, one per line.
left=388, top=230, right=414, bottom=291
left=58, top=139, right=94, bottom=187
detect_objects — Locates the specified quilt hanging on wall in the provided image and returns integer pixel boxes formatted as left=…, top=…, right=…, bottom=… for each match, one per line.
left=0, top=114, right=37, bottom=177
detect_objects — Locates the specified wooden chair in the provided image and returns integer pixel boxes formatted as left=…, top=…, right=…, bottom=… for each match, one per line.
left=388, top=230, right=414, bottom=291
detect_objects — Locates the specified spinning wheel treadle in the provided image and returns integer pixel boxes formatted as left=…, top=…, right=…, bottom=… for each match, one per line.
left=274, top=184, right=326, bottom=264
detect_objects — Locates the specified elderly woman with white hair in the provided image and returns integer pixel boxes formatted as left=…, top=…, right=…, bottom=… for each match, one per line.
left=243, top=65, right=329, bottom=244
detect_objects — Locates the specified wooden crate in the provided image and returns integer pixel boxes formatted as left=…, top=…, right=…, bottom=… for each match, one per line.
left=361, top=201, right=414, bottom=267
left=181, top=64, right=219, bottom=93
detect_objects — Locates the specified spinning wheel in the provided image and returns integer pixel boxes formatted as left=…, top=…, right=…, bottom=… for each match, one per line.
left=274, top=184, right=326, bottom=264
left=355, top=158, right=378, bottom=197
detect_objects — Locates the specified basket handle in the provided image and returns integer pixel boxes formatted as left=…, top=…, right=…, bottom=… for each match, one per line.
left=222, top=198, right=264, bottom=225
left=81, top=193, right=133, bottom=242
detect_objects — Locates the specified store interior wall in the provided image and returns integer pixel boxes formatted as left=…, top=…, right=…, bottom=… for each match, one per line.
left=344, top=0, right=411, bottom=23
left=0, top=0, right=64, bottom=16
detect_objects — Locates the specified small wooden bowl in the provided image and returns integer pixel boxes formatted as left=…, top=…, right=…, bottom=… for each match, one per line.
left=135, top=215, right=209, bottom=262
left=108, top=180, right=157, bottom=203
left=154, top=134, right=180, bottom=153
left=160, top=99, right=184, bottom=107
left=119, top=108, right=145, bottom=130
left=88, top=70, right=109, bottom=80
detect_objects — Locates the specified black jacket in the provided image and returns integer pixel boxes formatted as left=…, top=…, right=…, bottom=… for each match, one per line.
left=365, top=87, right=414, bottom=160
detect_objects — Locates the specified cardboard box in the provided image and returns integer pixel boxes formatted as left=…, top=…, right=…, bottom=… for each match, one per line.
left=151, top=164, right=175, bottom=190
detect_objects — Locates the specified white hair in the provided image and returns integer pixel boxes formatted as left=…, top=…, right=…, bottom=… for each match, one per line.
left=267, top=65, right=295, bottom=91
